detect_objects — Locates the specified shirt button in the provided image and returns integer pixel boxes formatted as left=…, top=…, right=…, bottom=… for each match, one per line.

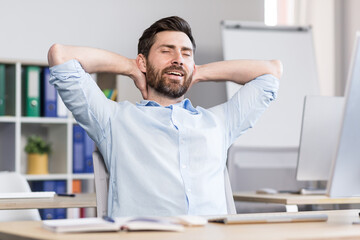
left=182, top=165, right=187, bottom=169
left=187, top=188, right=191, bottom=193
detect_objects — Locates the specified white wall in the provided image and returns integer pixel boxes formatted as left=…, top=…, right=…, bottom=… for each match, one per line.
left=0, top=0, right=264, bottom=107
left=291, top=0, right=360, bottom=97
left=293, top=0, right=336, bottom=96
left=341, top=0, right=360, bottom=95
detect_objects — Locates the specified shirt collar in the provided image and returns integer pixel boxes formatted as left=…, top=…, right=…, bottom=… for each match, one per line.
left=136, top=98, right=199, bottom=114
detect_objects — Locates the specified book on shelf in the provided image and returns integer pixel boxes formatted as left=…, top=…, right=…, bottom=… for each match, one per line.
left=41, top=67, right=57, bottom=117
left=73, top=125, right=95, bottom=173
left=68, top=180, right=84, bottom=219
left=103, top=88, right=118, bottom=101
left=5, top=65, right=16, bottom=116
left=73, top=125, right=85, bottom=173
left=0, top=64, right=5, bottom=115
left=23, top=66, right=41, bottom=117
left=42, top=215, right=207, bottom=233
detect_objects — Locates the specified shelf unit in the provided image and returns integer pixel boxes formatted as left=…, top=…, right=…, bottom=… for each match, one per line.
left=0, top=59, right=119, bottom=195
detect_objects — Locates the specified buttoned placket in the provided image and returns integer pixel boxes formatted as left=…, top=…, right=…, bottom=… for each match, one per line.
left=170, top=105, right=192, bottom=213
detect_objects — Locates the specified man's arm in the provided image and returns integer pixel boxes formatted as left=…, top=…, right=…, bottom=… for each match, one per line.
left=47, top=44, right=147, bottom=99
left=192, top=60, right=282, bottom=86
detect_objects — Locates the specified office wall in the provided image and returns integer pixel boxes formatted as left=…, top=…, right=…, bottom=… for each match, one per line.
left=342, top=0, right=360, bottom=95
left=0, top=0, right=264, bottom=108
left=291, top=0, right=360, bottom=97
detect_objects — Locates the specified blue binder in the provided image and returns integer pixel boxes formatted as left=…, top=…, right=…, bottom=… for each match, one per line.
left=31, top=180, right=67, bottom=219
left=55, top=180, right=67, bottom=219
left=84, top=132, right=95, bottom=173
left=73, top=125, right=85, bottom=173
left=42, top=67, right=57, bottom=117
left=31, top=180, right=56, bottom=220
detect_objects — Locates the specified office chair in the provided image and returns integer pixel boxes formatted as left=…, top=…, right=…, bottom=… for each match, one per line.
left=93, top=151, right=236, bottom=217
left=0, top=172, right=41, bottom=221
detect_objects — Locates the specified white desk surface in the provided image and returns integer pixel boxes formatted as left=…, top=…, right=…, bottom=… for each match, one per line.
left=0, top=210, right=360, bottom=240
left=234, top=192, right=360, bottom=205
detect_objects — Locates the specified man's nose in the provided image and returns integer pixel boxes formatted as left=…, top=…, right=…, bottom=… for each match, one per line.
left=171, top=52, right=184, bottom=66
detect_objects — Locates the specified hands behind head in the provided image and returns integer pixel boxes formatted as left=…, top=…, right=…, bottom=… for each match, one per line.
left=129, top=59, right=148, bottom=100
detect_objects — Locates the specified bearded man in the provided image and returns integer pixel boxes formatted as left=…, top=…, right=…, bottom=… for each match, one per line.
left=48, top=16, right=282, bottom=217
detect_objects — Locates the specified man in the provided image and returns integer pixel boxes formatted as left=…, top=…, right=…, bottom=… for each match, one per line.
left=48, top=16, right=282, bottom=217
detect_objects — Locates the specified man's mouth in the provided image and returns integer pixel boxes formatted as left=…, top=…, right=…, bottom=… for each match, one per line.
left=166, top=71, right=184, bottom=77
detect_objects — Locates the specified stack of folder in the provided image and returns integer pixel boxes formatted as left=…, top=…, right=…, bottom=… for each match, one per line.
left=22, top=66, right=67, bottom=118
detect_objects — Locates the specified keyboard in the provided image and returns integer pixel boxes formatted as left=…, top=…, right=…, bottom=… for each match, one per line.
left=207, top=212, right=328, bottom=224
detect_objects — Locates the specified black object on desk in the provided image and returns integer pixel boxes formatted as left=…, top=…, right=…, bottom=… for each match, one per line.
left=57, top=193, right=75, bottom=197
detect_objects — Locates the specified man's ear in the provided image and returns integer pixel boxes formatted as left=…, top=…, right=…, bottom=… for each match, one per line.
left=136, top=54, right=147, bottom=73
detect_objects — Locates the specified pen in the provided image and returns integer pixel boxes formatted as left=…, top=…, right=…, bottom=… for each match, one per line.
left=103, top=216, right=115, bottom=223
left=57, top=193, right=75, bottom=197
left=278, top=190, right=301, bottom=194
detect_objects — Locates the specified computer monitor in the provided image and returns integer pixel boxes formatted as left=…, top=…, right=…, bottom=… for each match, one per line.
left=327, top=32, right=360, bottom=197
left=296, top=96, right=344, bottom=181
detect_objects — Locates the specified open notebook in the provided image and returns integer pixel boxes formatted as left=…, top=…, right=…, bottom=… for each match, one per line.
left=43, top=215, right=207, bottom=233
left=207, top=212, right=328, bottom=224
left=0, top=191, right=55, bottom=199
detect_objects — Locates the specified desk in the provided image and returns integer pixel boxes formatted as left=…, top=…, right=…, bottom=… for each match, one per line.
left=0, top=210, right=360, bottom=240
left=234, top=192, right=360, bottom=212
left=0, top=193, right=96, bottom=210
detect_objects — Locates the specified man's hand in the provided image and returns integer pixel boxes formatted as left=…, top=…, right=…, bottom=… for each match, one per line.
left=187, top=65, right=200, bottom=90
left=128, top=59, right=148, bottom=100
left=48, top=44, right=149, bottom=99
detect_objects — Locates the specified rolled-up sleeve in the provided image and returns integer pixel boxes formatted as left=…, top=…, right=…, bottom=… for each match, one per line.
left=49, top=59, right=117, bottom=144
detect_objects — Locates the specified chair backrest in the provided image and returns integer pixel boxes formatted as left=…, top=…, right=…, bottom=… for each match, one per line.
left=224, top=167, right=237, bottom=214
left=92, top=151, right=236, bottom=217
left=0, top=172, right=41, bottom=221
left=92, top=151, right=109, bottom=217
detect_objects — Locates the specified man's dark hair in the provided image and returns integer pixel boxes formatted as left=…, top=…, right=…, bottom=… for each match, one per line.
left=138, top=16, right=196, bottom=58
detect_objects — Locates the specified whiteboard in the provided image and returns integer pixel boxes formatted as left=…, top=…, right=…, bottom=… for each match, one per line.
left=222, top=21, right=320, bottom=147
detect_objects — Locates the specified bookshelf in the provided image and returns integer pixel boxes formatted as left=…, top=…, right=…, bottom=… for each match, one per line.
left=0, top=59, right=117, bottom=218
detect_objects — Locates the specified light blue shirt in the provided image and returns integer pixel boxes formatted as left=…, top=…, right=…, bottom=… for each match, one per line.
left=50, top=59, right=279, bottom=217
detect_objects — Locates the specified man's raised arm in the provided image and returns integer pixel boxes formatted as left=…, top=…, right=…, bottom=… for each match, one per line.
left=47, top=44, right=148, bottom=99
left=193, top=60, right=283, bottom=86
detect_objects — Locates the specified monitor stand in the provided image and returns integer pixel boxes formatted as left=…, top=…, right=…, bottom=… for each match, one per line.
left=299, top=188, right=326, bottom=195
left=299, top=181, right=327, bottom=195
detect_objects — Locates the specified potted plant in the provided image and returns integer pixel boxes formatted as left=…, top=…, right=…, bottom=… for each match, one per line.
left=24, top=135, right=52, bottom=174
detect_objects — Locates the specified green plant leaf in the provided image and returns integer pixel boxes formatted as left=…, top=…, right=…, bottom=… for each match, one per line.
left=24, top=135, right=52, bottom=154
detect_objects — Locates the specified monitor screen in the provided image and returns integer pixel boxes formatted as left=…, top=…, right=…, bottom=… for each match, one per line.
left=296, top=96, right=344, bottom=181
left=327, top=32, right=360, bottom=197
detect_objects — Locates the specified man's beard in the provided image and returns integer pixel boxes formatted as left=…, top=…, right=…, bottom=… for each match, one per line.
left=146, top=63, right=192, bottom=99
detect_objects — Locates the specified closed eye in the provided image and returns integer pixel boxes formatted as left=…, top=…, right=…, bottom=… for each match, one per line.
left=183, top=51, right=192, bottom=57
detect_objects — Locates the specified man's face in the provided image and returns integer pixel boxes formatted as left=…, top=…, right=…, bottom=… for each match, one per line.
left=145, top=31, right=195, bottom=98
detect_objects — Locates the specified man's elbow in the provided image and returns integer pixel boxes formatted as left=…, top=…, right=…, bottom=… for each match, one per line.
left=270, top=60, right=283, bottom=79
left=48, top=43, right=65, bottom=67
